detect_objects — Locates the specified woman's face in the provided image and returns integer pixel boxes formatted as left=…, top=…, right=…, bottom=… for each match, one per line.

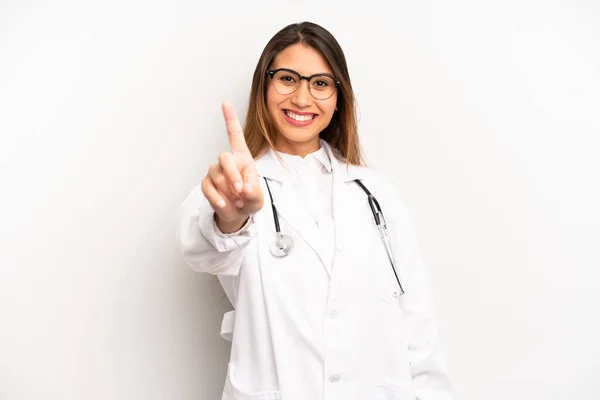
left=266, top=43, right=338, bottom=156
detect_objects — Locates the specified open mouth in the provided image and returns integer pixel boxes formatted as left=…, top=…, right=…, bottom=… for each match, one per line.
left=284, top=110, right=316, bottom=121
left=282, top=109, right=318, bottom=126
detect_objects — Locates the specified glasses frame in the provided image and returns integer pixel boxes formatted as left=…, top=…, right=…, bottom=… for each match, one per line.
left=266, top=68, right=341, bottom=100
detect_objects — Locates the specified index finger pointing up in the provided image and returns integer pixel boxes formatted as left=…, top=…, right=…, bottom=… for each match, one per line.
left=222, top=101, right=249, bottom=154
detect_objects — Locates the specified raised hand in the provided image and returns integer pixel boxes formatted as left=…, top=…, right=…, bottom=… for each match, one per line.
left=201, top=101, right=264, bottom=233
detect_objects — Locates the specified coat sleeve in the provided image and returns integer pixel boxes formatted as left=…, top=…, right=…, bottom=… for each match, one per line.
left=176, top=184, right=260, bottom=276
left=382, top=179, right=453, bottom=399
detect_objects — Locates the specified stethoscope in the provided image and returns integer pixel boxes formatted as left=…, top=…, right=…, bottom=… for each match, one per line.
left=263, top=177, right=405, bottom=295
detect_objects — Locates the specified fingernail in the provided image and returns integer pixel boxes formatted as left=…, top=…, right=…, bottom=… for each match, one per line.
left=217, top=199, right=226, bottom=208
left=235, top=200, right=244, bottom=208
left=245, top=184, right=252, bottom=194
left=234, top=182, right=243, bottom=193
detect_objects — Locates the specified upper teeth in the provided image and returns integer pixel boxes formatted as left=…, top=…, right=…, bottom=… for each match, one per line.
left=285, top=110, right=315, bottom=121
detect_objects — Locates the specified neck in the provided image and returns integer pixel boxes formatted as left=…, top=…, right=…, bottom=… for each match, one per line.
left=274, top=136, right=320, bottom=158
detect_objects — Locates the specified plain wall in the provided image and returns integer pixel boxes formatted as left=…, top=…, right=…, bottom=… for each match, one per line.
left=1, top=0, right=599, bottom=399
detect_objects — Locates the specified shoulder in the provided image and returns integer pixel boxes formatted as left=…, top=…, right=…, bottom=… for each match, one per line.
left=349, top=164, right=414, bottom=222
left=350, top=163, right=401, bottom=198
left=328, top=142, right=407, bottom=205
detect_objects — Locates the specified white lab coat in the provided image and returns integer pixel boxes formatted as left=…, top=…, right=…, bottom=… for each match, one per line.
left=177, top=141, right=452, bottom=400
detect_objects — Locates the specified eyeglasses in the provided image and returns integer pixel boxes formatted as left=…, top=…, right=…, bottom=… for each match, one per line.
left=266, top=68, right=340, bottom=100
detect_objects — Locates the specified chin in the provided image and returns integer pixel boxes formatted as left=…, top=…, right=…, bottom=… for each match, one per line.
left=277, top=126, right=321, bottom=144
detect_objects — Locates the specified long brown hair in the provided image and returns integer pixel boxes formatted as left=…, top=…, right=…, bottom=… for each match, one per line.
left=244, top=21, right=364, bottom=166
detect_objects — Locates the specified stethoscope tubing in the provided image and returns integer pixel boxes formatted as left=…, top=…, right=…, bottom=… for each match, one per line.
left=262, top=176, right=405, bottom=295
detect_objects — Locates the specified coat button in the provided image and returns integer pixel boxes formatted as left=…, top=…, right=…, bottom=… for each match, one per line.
left=329, top=373, right=341, bottom=383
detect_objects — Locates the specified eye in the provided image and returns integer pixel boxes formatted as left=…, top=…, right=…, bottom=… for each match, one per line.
left=311, top=76, right=334, bottom=91
left=276, top=73, right=297, bottom=85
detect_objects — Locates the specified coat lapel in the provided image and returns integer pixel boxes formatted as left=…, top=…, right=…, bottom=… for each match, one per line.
left=323, top=143, right=370, bottom=256
left=255, top=147, right=327, bottom=273
left=255, top=141, right=371, bottom=277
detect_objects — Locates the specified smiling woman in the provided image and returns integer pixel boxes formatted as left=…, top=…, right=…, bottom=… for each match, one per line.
left=177, top=21, right=452, bottom=400
left=265, top=44, right=339, bottom=154
left=243, top=22, right=361, bottom=164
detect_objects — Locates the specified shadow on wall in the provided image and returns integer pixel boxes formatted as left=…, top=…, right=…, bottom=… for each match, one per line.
left=175, top=266, right=233, bottom=398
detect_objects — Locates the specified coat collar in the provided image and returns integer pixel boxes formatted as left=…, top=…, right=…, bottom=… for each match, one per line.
left=254, top=139, right=371, bottom=278
left=255, top=139, right=368, bottom=183
left=276, top=143, right=332, bottom=173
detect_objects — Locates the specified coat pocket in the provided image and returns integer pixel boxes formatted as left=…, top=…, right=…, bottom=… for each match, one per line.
left=375, top=381, right=416, bottom=400
left=222, top=363, right=281, bottom=400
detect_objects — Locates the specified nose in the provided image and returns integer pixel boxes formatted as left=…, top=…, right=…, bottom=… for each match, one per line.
left=290, top=79, right=312, bottom=108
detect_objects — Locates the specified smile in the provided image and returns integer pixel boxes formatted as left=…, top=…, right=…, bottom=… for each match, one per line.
left=282, top=109, right=318, bottom=126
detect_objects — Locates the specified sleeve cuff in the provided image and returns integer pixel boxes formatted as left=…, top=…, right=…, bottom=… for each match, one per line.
left=198, top=205, right=260, bottom=253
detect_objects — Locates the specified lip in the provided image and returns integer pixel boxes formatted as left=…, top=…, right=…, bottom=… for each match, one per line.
left=281, top=109, right=318, bottom=127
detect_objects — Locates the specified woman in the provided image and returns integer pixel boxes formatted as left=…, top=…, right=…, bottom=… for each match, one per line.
left=177, top=22, right=452, bottom=400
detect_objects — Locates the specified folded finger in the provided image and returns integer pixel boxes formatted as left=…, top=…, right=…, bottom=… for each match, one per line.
left=201, top=176, right=226, bottom=209
left=209, top=165, right=245, bottom=208
left=218, top=152, right=243, bottom=193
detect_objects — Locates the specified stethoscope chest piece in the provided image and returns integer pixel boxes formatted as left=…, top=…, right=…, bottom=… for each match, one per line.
left=270, top=233, right=294, bottom=257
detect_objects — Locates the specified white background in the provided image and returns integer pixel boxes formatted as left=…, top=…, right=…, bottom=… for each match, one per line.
left=1, top=1, right=599, bottom=399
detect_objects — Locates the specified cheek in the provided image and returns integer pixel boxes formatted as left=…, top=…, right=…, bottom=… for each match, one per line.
left=265, top=88, right=275, bottom=109
left=266, top=88, right=285, bottom=115
left=319, top=97, right=338, bottom=120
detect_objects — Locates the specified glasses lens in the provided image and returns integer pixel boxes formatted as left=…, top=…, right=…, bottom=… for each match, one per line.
left=309, top=75, right=336, bottom=100
left=272, top=70, right=299, bottom=95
